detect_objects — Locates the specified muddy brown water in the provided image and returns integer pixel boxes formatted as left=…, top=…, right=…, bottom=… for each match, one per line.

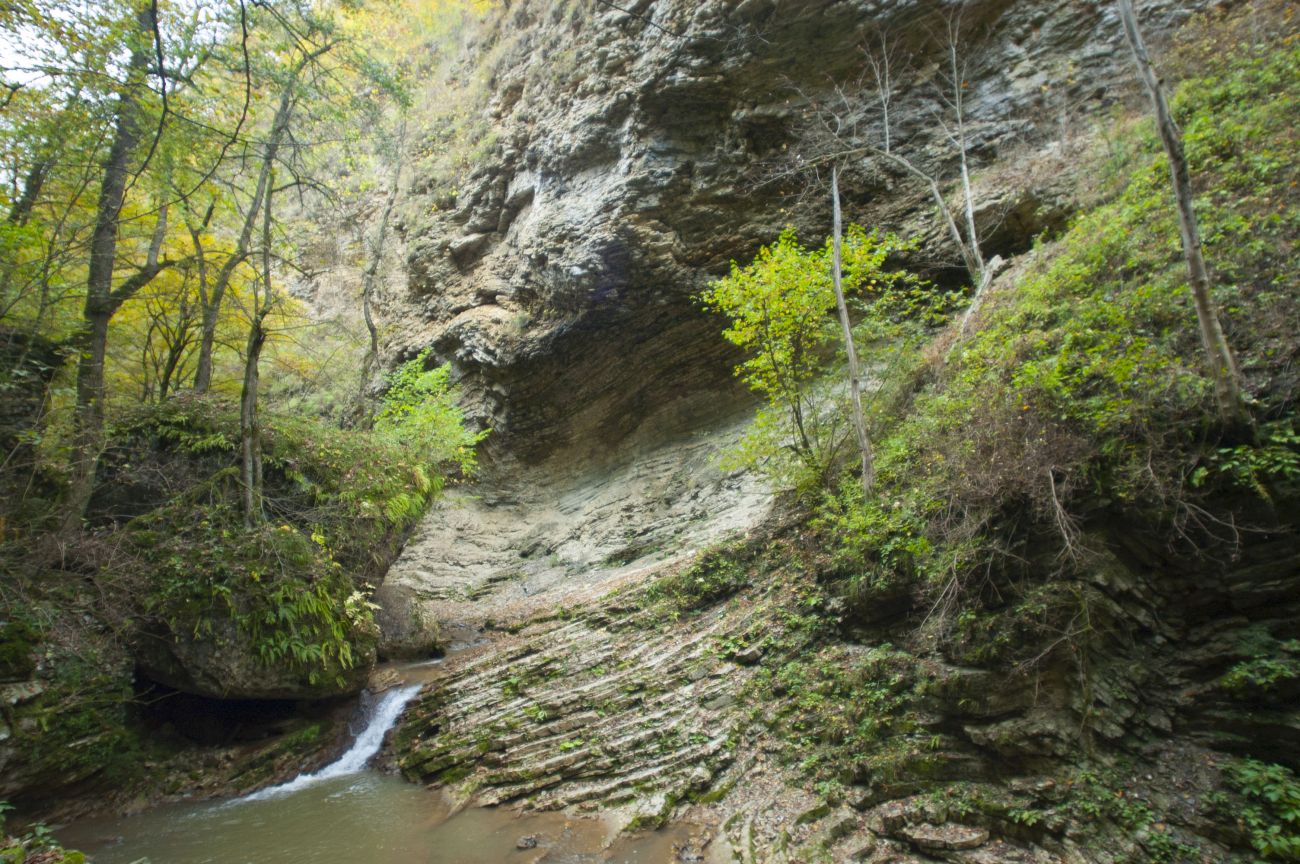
left=58, top=772, right=696, bottom=863
left=56, top=660, right=719, bottom=863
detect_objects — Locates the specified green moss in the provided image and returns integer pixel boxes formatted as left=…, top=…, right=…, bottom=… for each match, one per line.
left=11, top=642, right=141, bottom=791
left=810, top=29, right=1300, bottom=670
left=749, top=641, right=930, bottom=786
left=437, top=764, right=473, bottom=786
left=126, top=501, right=371, bottom=685
left=0, top=620, right=38, bottom=681
left=644, top=542, right=752, bottom=612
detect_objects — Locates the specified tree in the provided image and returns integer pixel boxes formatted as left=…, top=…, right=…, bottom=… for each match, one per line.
left=191, top=36, right=334, bottom=394
left=1, top=0, right=408, bottom=531
left=359, top=122, right=407, bottom=395
left=239, top=173, right=276, bottom=526
left=63, top=2, right=176, bottom=530
left=830, top=167, right=874, bottom=494
left=702, top=225, right=923, bottom=489
left=1116, top=0, right=1247, bottom=428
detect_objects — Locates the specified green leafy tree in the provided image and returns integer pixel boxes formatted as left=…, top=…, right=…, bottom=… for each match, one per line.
left=375, top=349, right=486, bottom=481
left=702, top=225, right=936, bottom=489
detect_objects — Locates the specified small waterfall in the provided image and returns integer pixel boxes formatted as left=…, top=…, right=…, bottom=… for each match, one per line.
left=237, top=684, right=421, bottom=802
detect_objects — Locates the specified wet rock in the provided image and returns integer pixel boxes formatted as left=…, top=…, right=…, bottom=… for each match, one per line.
left=516, top=834, right=539, bottom=849
left=368, top=667, right=402, bottom=693
left=675, top=839, right=706, bottom=863
left=1, top=680, right=45, bottom=706
left=897, top=823, right=989, bottom=852
left=373, top=582, right=443, bottom=660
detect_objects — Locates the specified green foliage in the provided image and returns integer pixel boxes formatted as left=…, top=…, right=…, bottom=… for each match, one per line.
left=750, top=642, right=929, bottom=785
left=130, top=502, right=366, bottom=684
left=108, top=387, right=483, bottom=682
left=1063, top=767, right=1202, bottom=863
left=1226, top=759, right=1300, bottom=862
left=645, top=543, right=751, bottom=612
left=125, top=388, right=478, bottom=571
left=1198, top=422, right=1300, bottom=499
left=805, top=29, right=1300, bottom=654
left=702, top=226, right=946, bottom=490
left=1, top=803, right=86, bottom=864
left=374, top=349, right=486, bottom=480
left=1218, top=628, right=1300, bottom=700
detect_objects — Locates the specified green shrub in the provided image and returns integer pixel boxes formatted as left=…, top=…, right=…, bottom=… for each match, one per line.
left=1, top=803, right=86, bottom=864
left=130, top=502, right=369, bottom=684
left=701, top=226, right=950, bottom=492
left=1226, top=759, right=1300, bottom=862
left=646, top=544, right=751, bottom=612
left=108, top=367, right=483, bottom=682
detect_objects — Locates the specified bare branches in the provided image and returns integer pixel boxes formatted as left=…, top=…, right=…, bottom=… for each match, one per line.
left=129, top=0, right=170, bottom=192
left=862, top=29, right=903, bottom=155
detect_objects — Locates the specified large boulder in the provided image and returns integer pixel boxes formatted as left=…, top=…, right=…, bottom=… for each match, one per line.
left=133, top=616, right=374, bottom=701
left=373, top=582, right=443, bottom=660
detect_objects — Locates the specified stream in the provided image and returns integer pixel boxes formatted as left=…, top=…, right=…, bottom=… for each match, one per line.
left=56, top=663, right=714, bottom=863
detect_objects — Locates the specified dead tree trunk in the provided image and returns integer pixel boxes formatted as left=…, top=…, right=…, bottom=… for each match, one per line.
left=1117, top=0, right=1247, bottom=427
left=831, top=167, right=874, bottom=495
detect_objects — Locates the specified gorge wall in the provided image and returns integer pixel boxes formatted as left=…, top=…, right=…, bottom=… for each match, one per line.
left=372, top=0, right=1215, bottom=657
left=380, top=0, right=1206, bottom=465
left=360, top=4, right=1300, bottom=864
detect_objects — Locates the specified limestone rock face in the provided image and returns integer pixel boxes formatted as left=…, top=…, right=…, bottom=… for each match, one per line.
left=386, top=0, right=1208, bottom=464
left=373, top=582, right=443, bottom=660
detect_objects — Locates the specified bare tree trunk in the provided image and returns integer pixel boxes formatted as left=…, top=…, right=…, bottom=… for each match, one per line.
left=61, top=5, right=154, bottom=532
left=945, top=29, right=987, bottom=284
left=953, top=253, right=1004, bottom=344
left=239, top=306, right=268, bottom=527
left=831, top=167, right=874, bottom=495
left=156, top=292, right=196, bottom=400
left=1117, top=0, right=1246, bottom=427
left=240, top=181, right=275, bottom=527
left=360, top=144, right=403, bottom=395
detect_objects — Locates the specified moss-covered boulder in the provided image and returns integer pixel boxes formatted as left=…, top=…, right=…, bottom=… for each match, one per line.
left=123, top=502, right=378, bottom=700
left=133, top=615, right=373, bottom=700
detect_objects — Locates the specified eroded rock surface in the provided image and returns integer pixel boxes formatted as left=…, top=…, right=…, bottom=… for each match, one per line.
left=376, top=395, right=771, bottom=655
left=366, top=3, right=1260, bottom=863
left=381, top=0, right=1209, bottom=464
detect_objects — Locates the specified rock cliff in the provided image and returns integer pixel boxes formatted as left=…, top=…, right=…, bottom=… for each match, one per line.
left=382, top=0, right=1206, bottom=464
left=367, top=3, right=1296, bottom=863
